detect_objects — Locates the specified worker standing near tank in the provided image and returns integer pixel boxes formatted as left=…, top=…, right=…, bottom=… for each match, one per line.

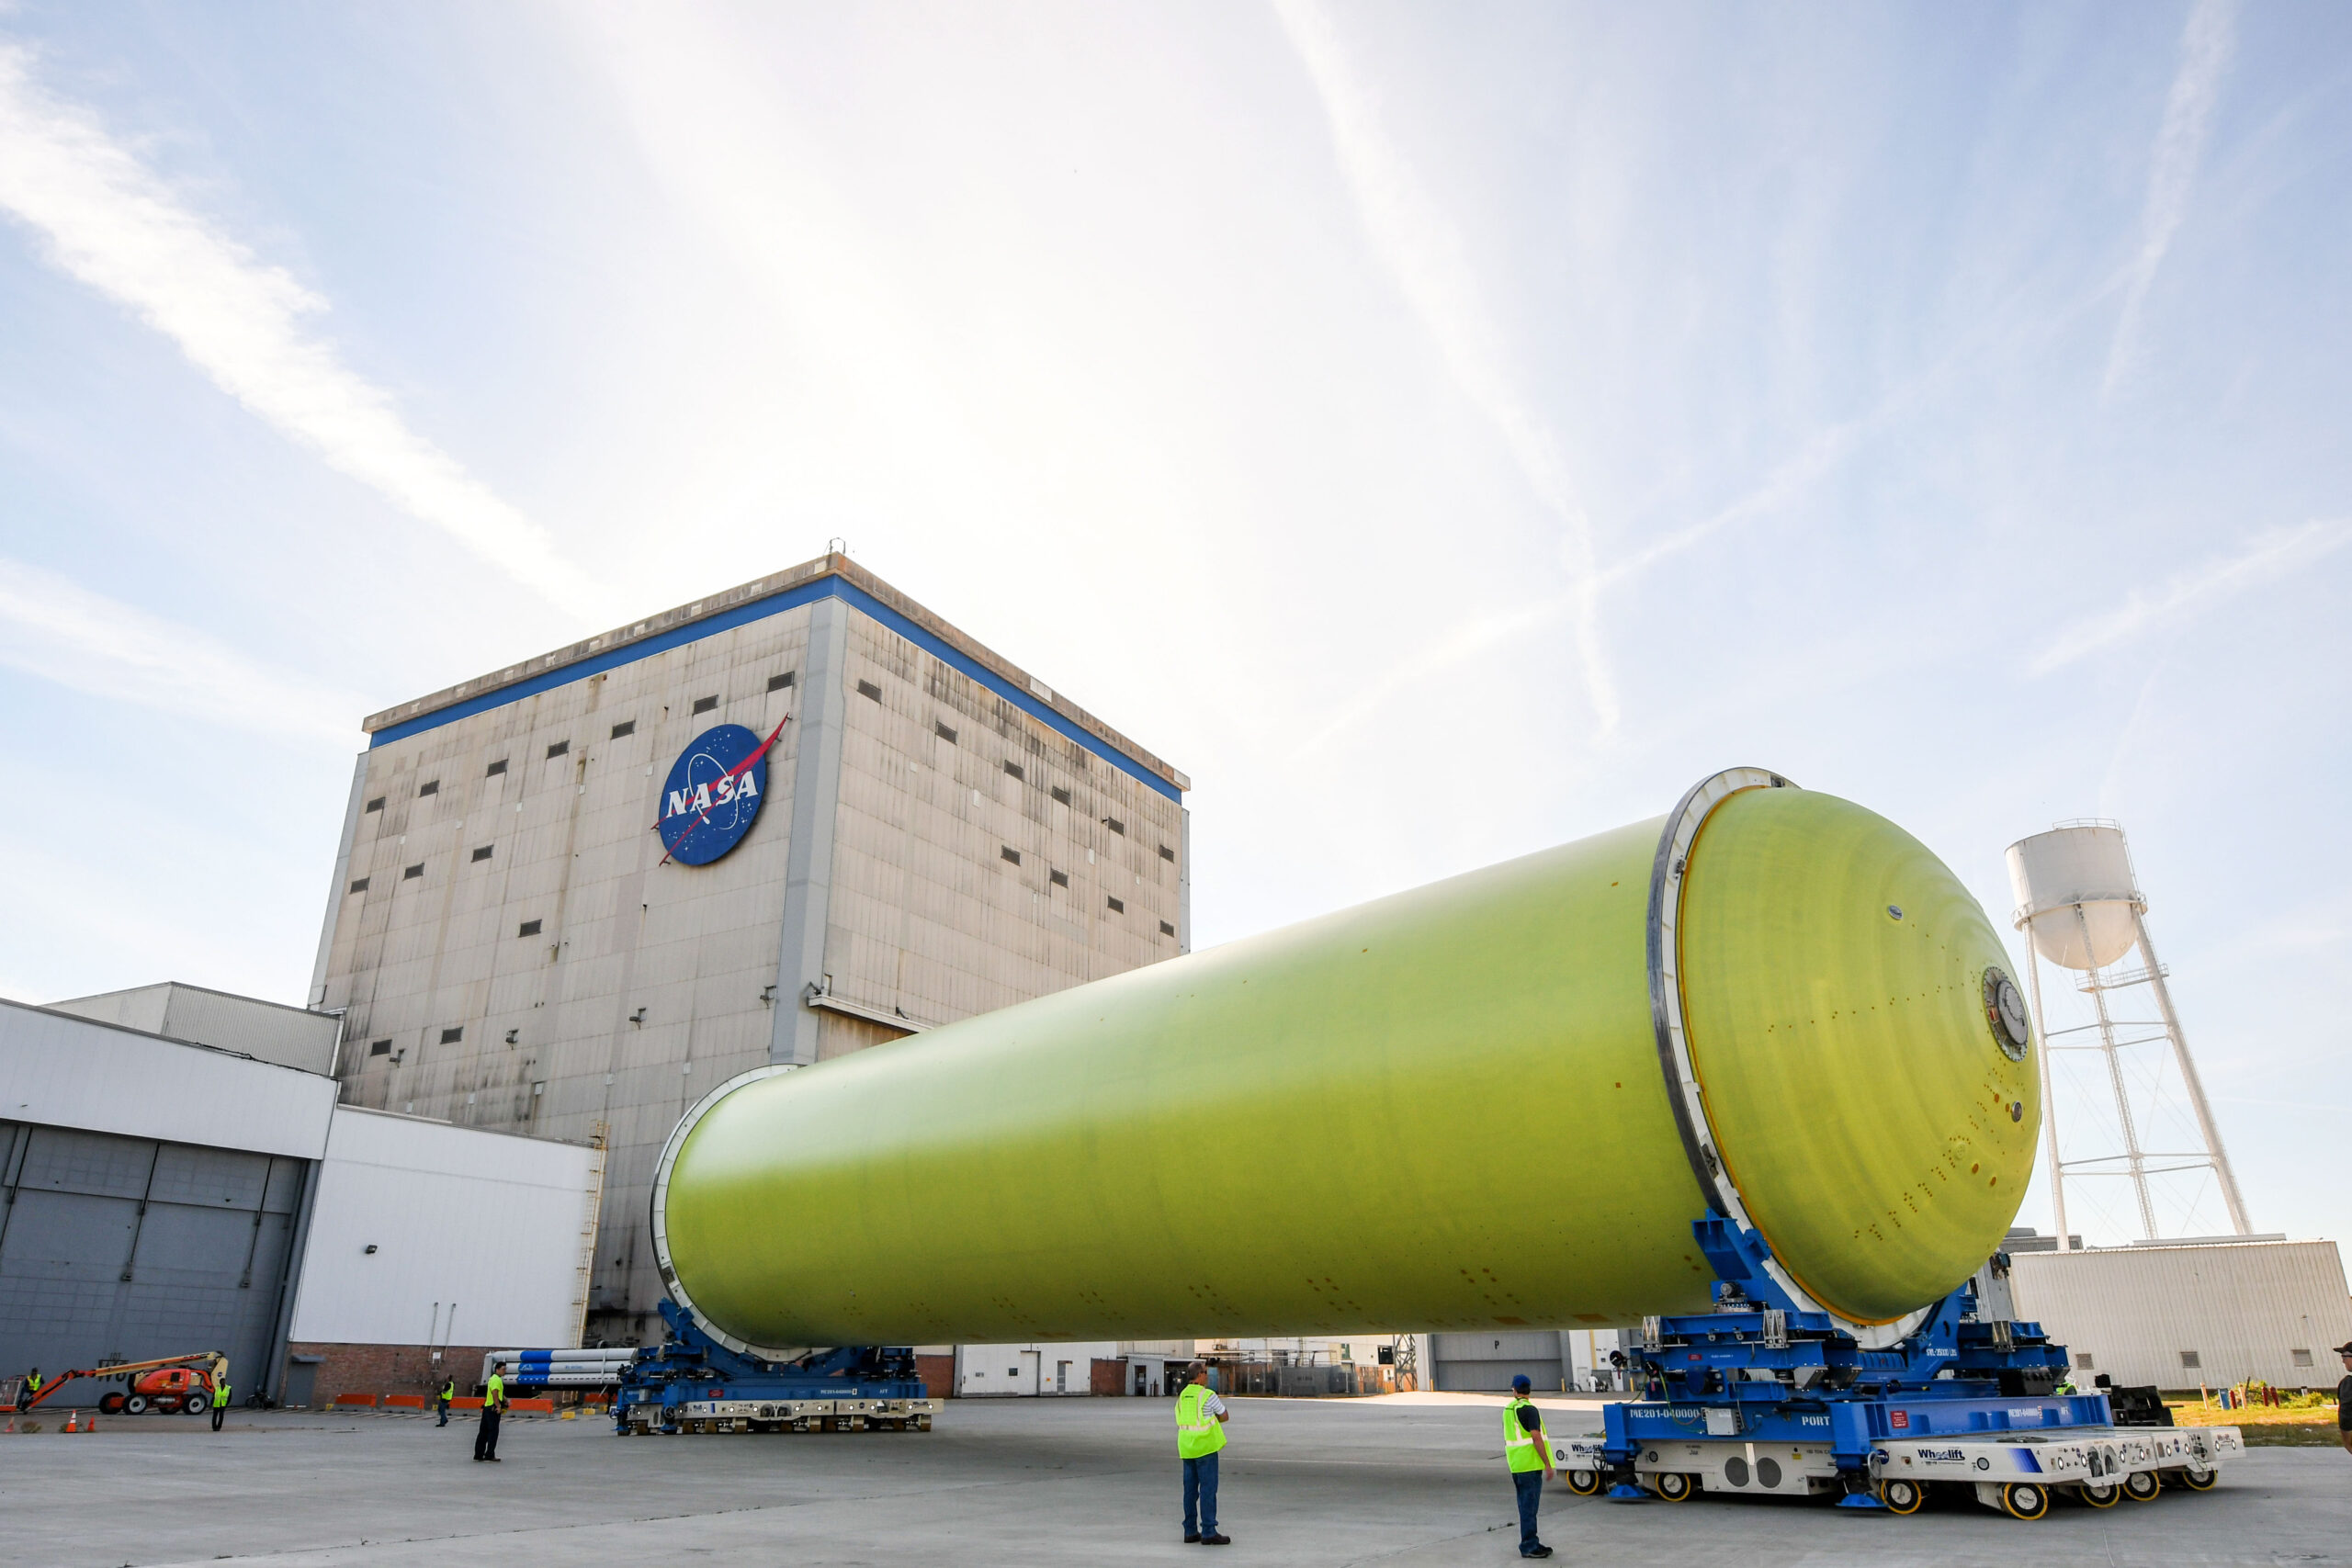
left=436, top=1376, right=455, bottom=1427
left=1176, top=1361, right=1230, bottom=1546
left=1503, top=1375, right=1555, bottom=1559
left=474, top=1364, right=506, bottom=1462
left=209, top=1374, right=230, bottom=1431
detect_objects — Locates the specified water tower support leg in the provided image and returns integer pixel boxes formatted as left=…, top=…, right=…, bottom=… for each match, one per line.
left=2130, top=912, right=2253, bottom=1235
left=2075, top=903, right=2159, bottom=1239
left=2022, top=946, right=2071, bottom=1252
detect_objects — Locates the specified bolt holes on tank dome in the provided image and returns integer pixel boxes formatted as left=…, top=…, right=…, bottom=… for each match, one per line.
left=1982, top=967, right=2030, bottom=1062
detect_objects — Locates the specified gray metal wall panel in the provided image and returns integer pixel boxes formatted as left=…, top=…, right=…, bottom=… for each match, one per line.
left=17, top=1128, right=154, bottom=1200
left=0, top=1122, right=307, bottom=1403
left=148, top=1145, right=272, bottom=1211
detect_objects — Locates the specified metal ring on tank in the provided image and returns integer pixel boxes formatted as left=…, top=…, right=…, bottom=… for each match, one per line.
left=649, top=1063, right=813, bottom=1362
left=1646, top=767, right=1936, bottom=1350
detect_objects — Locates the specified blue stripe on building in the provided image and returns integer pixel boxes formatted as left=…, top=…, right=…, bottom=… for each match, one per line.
left=368, top=575, right=1182, bottom=803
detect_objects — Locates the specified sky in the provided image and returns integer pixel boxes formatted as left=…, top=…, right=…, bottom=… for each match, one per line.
left=0, top=2, right=2346, bottom=1253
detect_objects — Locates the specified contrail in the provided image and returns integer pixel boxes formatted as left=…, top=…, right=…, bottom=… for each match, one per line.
left=1270, top=0, right=1618, bottom=737
left=2030, top=518, right=2348, bottom=675
left=0, top=555, right=361, bottom=741
left=2103, top=0, right=2238, bottom=399
left=0, top=41, right=608, bottom=617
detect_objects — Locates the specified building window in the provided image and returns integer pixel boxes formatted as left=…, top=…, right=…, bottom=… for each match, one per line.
left=692, top=695, right=718, bottom=715
left=610, top=719, right=636, bottom=739
left=486, top=759, right=507, bottom=777
left=547, top=740, right=570, bottom=760
left=471, top=846, right=493, bottom=863
left=1160, top=920, right=1177, bottom=937
left=348, top=877, right=370, bottom=894
left=2178, top=1350, right=2200, bottom=1370
left=935, top=721, right=958, bottom=744
left=1103, top=817, right=1125, bottom=836
left=1001, top=846, right=1021, bottom=866
left=1107, top=896, right=1124, bottom=913
left=519, top=919, right=543, bottom=937
left=2075, top=1353, right=2095, bottom=1369
left=368, top=1039, right=391, bottom=1056
left=1003, top=761, right=1024, bottom=782
left=1049, top=869, right=1069, bottom=887
left=2293, top=1348, right=2315, bottom=1369
left=403, top=863, right=424, bottom=880
left=857, top=679, right=883, bottom=702
left=767, top=671, right=796, bottom=692
left=365, top=796, right=386, bottom=813
left=1159, top=844, right=1176, bottom=863
left=1051, top=785, right=1071, bottom=806
left=419, top=779, right=440, bottom=797
left=439, top=1027, right=464, bottom=1044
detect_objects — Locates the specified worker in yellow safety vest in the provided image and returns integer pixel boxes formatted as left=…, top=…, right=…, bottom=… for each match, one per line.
left=474, top=1365, right=507, bottom=1462
left=210, top=1376, right=232, bottom=1431
left=17, top=1370, right=40, bottom=1410
left=1175, top=1361, right=1230, bottom=1546
left=1503, top=1374, right=1555, bottom=1560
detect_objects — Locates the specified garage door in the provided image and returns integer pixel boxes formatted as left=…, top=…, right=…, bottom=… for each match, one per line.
left=0, top=1122, right=307, bottom=1403
left=1430, top=1329, right=1566, bottom=1393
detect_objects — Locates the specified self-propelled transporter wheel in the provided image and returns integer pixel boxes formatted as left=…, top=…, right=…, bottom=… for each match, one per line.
left=2077, top=1480, right=2121, bottom=1508
left=2170, top=1464, right=2218, bottom=1493
left=1651, top=1472, right=1698, bottom=1502
left=1563, top=1469, right=1603, bottom=1497
left=1998, top=1483, right=2051, bottom=1521
left=2121, top=1469, right=2161, bottom=1502
left=1877, top=1477, right=1926, bottom=1515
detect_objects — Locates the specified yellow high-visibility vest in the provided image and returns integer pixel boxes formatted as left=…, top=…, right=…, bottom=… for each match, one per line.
left=1175, top=1383, right=1226, bottom=1459
left=1503, top=1397, right=1547, bottom=1473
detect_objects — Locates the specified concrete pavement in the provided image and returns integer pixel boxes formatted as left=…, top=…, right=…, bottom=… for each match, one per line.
left=2, top=1393, right=2333, bottom=1566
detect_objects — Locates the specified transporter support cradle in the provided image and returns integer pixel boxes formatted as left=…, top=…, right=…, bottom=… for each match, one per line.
left=614, top=1301, right=940, bottom=1437
left=1549, top=1216, right=2244, bottom=1518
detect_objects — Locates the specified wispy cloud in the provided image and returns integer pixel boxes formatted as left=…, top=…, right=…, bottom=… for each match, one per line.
left=0, top=42, right=608, bottom=617
left=2103, top=0, right=2238, bottom=399
left=0, top=556, right=360, bottom=742
left=1270, top=0, right=1617, bottom=738
left=1288, top=594, right=1575, bottom=761
left=2030, top=518, right=2350, bottom=675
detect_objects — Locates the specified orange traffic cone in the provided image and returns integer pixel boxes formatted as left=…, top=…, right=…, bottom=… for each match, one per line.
left=5, top=1416, right=16, bottom=1434
left=62, top=1410, right=77, bottom=1433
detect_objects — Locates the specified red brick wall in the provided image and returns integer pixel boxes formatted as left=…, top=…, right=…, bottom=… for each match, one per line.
left=284, top=1343, right=503, bottom=1406
left=1091, top=1358, right=1126, bottom=1395
left=916, top=1354, right=956, bottom=1398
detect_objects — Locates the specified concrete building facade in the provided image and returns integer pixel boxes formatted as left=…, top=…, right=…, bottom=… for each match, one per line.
left=310, top=554, right=1191, bottom=1342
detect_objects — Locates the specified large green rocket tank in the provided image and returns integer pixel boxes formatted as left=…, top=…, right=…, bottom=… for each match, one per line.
left=651, top=769, right=2040, bottom=1353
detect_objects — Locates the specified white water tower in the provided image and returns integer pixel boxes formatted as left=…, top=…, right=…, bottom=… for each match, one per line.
left=2006, top=821, right=2250, bottom=1247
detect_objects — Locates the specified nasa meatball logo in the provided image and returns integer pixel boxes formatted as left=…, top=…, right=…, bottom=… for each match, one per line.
left=654, top=720, right=786, bottom=866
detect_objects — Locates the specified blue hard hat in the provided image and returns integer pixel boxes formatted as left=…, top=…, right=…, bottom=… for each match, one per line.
left=1510, top=1374, right=1532, bottom=1392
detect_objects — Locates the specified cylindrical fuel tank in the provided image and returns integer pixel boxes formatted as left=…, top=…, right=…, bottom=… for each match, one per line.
left=652, top=769, right=2039, bottom=1354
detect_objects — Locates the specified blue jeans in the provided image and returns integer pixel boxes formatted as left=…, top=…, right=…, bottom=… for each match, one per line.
left=1512, top=1469, right=1544, bottom=1551
left=1182, top=1453, right=1220, bottom=1535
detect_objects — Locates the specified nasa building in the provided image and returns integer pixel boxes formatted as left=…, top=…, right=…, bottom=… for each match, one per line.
left=308, top=552, right=1191, bottom=1344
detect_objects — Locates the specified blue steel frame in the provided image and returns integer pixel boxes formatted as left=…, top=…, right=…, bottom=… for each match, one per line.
left=1600, top=1215, right=2101, bottom=1495
left=613, top=1300, right=928, bottom=1433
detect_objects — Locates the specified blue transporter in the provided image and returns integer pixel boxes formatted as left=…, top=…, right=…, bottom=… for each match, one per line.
left=615, top=1301, right=940, bottom=1437
left=1548, top=1219, right=2243, bottom=1519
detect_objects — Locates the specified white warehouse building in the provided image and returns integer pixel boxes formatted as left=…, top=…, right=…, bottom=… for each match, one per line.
left=0, top=991, right=599, bottom=1408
